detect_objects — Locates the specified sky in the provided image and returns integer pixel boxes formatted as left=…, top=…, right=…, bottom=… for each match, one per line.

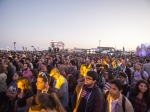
left=0, top=0, right=150, bottom=51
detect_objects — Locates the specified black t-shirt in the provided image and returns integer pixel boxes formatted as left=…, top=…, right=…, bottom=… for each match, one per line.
left=77, top=87, right=92, bottom=112
left=17, top=90, right=34, bottom=108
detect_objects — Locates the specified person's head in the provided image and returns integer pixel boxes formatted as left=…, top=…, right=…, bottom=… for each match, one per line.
left=40, top=63, right=47, bottom=73
left=119, top=72, right=127, bottom=83
left=133, top=80, right=149, bottom=95
left=121, top=60, right=126, bottom=68
left=67, top=74, right=76, bottom=84
left=30, top=69, right=38, bottom=79
left=145, top=58, right=150, bottom=63
left=18, top=59, right=24, bottom=66
left=13, top=71, right=23, bottom=81
left=17, top=77, right=32, bottom=90
left=30, top=93, right=65, bottom=112
left=135, top=62, right=142, bottom=71
left=84, top=71, right=98, bottom=88
left=70, top=60, right=75, bottom=67
left=50, top=68, right=60, bottom=80
left=23, top=63, right=31, bottom=71
left=26, top=58, right=31, bottom=63
left=104, top=70, right=115, bottom=81
left=0, top=63, right=7, bottom=74
left=36, top=72, right=51, bottom=91
left=109, top=79, right=123, bottom=99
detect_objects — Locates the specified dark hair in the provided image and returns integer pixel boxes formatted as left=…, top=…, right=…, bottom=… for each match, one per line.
left=110, top=79, right=123, bottom=90
left=67, top=74, right=76, bottom=94
left=86, top=71, right=98, bottom=81
left=24, top=63, right=31, bottom=69
left=30, top=69, right=38, bottom=79
left=19, top=60, right=24, bottom=64
left=31, top=93, right=65, bottom=112
left=130, top=80, right=149, bottom=100
left=119, top=72, right=127, bottom=78
left=38, top=72, right=51, bottom=84
left=70, top=60, right=76, bottom=66
left=145, top=58, right=150, bottom=63
left=15, top=71, right=23, bottom=77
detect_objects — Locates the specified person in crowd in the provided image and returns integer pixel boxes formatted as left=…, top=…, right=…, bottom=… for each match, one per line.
left=103, top=69, right=115, bottom=93
left=18, top=59, right=24, bottom=72
left=129, top=80, right=150, bottom=112
left=14, top=77, right=34, bottom=112
left=0, top=63, right=8, bottom=111
left=47, top=58, right=53, bottom=74
left=67, top=74, right=76, bottom=111
left=67, top=60, right=78, bottom=81
left=121, top=60, right=131, bottom=85
left=25, top=58, right=33, bottom=69
left=3, top=59, right=14, bottom=86
left=50, top=68, right=69, bottom=111
left=119, top=72, right=130, bottom=97
left=105, top=79, right=134, bottom=112
left=131, top=62, right=148, bottom=86
left=29, top=93, right=66, bottom=112
left=5, top=71, right=23, bottom=112
left=36, top=72, right=54, bottom=94
left=30, top=69, right=38, bottom=94
left=72, top=71, right=104, bottom=112
left=143, top=58, right=150, bottom=76
left=39, top=62, right=47, bottom=73
left=23, top=63, right=32, bottom=82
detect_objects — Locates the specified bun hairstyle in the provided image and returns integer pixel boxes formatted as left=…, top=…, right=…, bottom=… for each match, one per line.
left=31, top=93, right=66, bottom=112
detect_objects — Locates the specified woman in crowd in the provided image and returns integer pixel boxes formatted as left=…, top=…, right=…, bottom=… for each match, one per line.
left=36, top=72, right=54, bottom=94
left=129, top=80, right=150, bottom=112
left=30, top=93, right=66, bottom=112
left=14, top=77, right=34, bottom=112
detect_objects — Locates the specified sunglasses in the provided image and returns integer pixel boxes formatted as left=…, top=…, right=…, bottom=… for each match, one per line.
left=39, top=72, right=48, bottom=82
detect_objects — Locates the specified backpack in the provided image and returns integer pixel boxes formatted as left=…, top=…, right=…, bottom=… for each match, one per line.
left=105, top=91, right=126, bottom=112
left=132, top=70, right=144, bottom=79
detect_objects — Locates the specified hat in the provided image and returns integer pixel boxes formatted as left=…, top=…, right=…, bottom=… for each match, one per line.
left=86, top=71, right=98, bottom=81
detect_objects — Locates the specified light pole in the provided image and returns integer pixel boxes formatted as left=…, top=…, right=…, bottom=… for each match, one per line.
left=31, top=46, right=34, bottom=53
left=99, top=40, right=101, bottom=53
left=14, top=42, right=16, bottom=52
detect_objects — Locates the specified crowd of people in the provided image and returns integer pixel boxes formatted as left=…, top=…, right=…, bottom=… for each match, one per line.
left=0, top=50, right=150, bottom=112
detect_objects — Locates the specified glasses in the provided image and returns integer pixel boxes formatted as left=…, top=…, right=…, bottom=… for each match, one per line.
left=85, top=76, right=93, bottom=81
left=39, top=72, right=48, bottom=82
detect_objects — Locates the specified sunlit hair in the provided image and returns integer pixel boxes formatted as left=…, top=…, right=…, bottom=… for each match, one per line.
left=31, top=93, right=66, bottom=112
left=17, top=77, right=32, bottom=90
left=0, top=63, right=8, bottom=74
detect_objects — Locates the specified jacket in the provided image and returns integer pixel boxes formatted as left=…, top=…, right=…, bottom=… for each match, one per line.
left=105, top=93, right=134, bottom=112
left=72, top=82, right=103, bottom=112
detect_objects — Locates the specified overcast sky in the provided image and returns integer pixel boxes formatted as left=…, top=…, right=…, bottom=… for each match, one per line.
left=0, top=0, right=150, bottom=51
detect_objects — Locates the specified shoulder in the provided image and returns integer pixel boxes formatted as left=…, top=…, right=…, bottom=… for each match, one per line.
left=125, top=96, right=134, bottom=111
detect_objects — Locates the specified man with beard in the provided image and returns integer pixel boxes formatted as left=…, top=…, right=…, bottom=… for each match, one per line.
left=22, top=63, right=32, bottom=82
left=72, top=71, right=103, bottom=112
